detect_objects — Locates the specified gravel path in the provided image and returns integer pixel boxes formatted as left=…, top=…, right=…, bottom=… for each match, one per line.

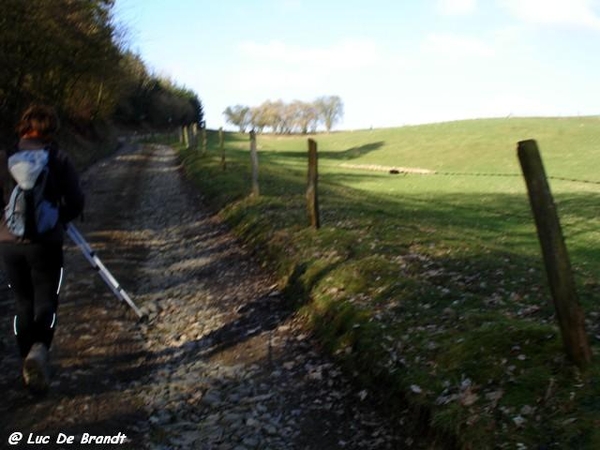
left=0, top=143, right=430, bottom=449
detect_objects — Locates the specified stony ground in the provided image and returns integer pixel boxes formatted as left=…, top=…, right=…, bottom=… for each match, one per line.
left=0, top=143, right=438, bottom=449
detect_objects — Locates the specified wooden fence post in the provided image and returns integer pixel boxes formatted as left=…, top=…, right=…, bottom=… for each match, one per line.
left=307, top=139, right=320, bottom=229
left=183, top=125, right=190, bottom=149
left=250, top=130, right=260, bottom=197
left=219, top=127, right=226, bottom=170
left=192, top=123, right=198, bottom=150
left=517, top=139, right=591, bottom=368
left=202, top=128, right=207, bottom=156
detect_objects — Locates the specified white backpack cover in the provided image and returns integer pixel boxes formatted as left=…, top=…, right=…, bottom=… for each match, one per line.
left=5, top=149, right=59, bottom=238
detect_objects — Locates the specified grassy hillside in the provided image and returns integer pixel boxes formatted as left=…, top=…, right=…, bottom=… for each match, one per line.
left=177, top=117, right=600, bottom=448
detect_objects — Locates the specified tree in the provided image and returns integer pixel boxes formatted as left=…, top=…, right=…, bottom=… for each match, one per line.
left=291, top=100, right=319, bottom=134
left=0, top=0, right=203, bottom=146
left=250, top=105, right=269, bottom=133
left=113, top=56, right=203, bottom=129
left=272, top=100, right=291, bottom=134
left=226, top=95, right=344, bottom=135
left=253, top=100, right=280, bottom=133
left=315, top=95, right=344, bottom=132
left=0, top=0, right=122, bottom=141
left=223, top=105, right=251, bottom=132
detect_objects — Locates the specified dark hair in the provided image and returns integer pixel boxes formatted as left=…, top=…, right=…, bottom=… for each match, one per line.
left=16, top=104, right=60, bottom=141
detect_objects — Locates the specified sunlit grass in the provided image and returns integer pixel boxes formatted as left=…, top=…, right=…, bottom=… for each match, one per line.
left=176, top=117, right=600, bottom=448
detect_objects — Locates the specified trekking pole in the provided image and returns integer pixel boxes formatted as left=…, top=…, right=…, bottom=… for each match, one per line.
left=66, top=223, right=145, bottom=319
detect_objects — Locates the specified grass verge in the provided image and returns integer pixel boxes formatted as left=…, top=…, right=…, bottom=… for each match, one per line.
left=173, top=119, right=600, bottom=449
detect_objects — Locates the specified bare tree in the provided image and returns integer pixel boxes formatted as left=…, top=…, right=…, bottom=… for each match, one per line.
left=223, top=105, right=252, bottom=132
left=292, top=100, right=319, bottom=134
left=250, top=105, right=269, bottom=133
left=228, top=95, right=343, bottom=135
left=315, top=95, right=344, bottom=132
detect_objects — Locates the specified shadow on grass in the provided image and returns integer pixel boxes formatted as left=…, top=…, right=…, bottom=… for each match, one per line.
left=261, top=141, right=386, bottom=161
left=177, top=142, right=600, bottom=447
left=185, top=143, right=600, bottom=280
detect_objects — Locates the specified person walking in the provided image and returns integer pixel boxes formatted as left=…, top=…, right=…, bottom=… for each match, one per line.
left=0, top=104, right=84, bottom=394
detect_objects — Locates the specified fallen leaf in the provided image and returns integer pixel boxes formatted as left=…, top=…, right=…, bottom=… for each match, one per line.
left=460, top=388, right=479, bottom=406
left=410, top=385, right=422, bottom=394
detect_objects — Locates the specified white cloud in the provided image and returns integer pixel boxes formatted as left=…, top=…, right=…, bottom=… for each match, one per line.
left=231, top=39, right=386, bottom=106
left=436, top=0, right=477, bottom=15
left=499, top=0, right=600, bottom=29
left=238, top=38, right=381, bottom=70
left=422, top=33, right=495, bottom=58
left=237, top=66, right=321, bottom=94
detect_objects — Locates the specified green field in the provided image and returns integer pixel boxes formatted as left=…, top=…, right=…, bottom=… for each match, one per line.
left=177, top=117, right=600, bottom=448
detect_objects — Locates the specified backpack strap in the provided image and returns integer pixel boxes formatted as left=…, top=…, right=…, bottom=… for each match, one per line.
left=42, top=143, right=60, bottom=206
left=0, top=150, right=13, bottom=211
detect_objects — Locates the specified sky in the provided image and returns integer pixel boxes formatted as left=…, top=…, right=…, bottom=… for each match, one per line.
left=113, top=0, right=600, bottom=130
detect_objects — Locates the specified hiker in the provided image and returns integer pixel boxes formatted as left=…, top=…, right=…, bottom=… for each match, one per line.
left=0, top=104, right=84, bottom=394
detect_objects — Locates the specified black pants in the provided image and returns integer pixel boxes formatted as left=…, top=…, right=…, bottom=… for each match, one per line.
left=0, top=241, right=63, bottom=357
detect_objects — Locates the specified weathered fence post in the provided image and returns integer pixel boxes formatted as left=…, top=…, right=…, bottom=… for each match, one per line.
left=517, top=139, right=591, bottom=368
left=250, top=130, right=260, bottom=197
left=191, top=123, right=198, bottom=150
left=306, top=139, right=320, bottom=229
left=201, top=127, right=207, bottom=155
left=219, top=127, right=226, bottom=170
left=183, top=125, right=190, bottom=149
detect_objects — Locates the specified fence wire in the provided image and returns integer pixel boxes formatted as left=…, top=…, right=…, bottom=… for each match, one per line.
left=402, top=170, right=600, bottom=186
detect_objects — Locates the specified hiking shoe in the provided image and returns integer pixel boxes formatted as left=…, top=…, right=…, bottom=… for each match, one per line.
left=23, top=343, right=50, bottom=395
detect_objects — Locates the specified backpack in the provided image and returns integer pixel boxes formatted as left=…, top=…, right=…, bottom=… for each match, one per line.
left=5, top=148, right=59, bottom=239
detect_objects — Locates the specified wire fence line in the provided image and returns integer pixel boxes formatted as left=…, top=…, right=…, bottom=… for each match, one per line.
left=545, top=176, right=600, bottom=186
left=396, top=170, right=600, bottom=186
left=340, top=163, right=600, bottom=186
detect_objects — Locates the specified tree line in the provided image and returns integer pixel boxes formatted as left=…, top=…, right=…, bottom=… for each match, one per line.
left=223, top=96, right=343, bottom=134
left=0, top=0, right=203, bottom=146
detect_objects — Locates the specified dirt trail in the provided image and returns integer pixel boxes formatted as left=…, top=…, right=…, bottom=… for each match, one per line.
left=0, top=143, right=152, bottom=449
left=0, top=143, right=432, bottom=450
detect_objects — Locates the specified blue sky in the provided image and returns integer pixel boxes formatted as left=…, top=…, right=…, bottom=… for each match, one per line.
left=113, top=0, right=600, bottom=130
